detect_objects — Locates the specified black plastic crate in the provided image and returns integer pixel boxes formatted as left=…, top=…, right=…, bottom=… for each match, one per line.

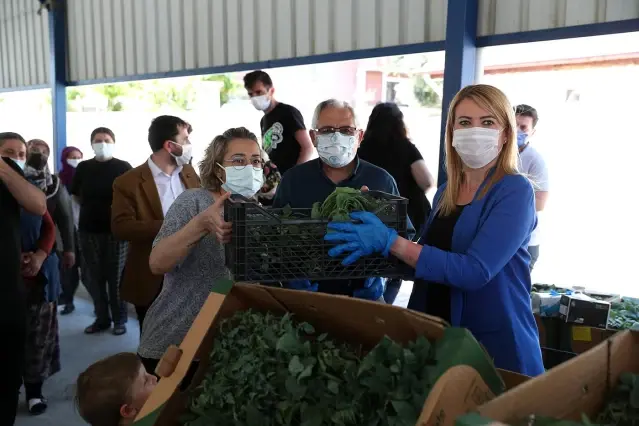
left=224, top=191, right=409, bottom=282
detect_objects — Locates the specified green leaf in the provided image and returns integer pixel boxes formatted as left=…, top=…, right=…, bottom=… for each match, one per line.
left=289, top=355, right=305, bottom=375
left=277, top=332, right=300, bottom=353
left=328, top=380, right=340, bottom=394
left=298, top=364, right=314, bottom=381
left=390, top=400, right=418, bottom=423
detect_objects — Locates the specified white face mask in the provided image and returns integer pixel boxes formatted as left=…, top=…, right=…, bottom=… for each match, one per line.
left=170, top=142, right=193, bottom=167
left=11, top=158, right=26, bottom=170
left=92, top=142, right=114, bottom=161
left=452, top=127, right=501, bottom=169
left=250, top=95, right=271, bottom=112
left=66, top=158, right=81, bottom=168
left=316, top=132, right=358, bottom=168
left=218, top=164, right=264, bottom=198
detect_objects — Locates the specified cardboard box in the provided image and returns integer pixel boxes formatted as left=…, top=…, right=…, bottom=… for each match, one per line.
left=133, top=282, right=528, bottom=426
left=475, top=330, right=639, bottom=424
left=559, top=294, right=611, bottom=328
left=559, top=323, right=618, bottom=354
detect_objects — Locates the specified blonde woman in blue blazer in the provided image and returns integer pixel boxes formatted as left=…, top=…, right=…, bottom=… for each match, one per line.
left=325, top=84, right=544, bottom=377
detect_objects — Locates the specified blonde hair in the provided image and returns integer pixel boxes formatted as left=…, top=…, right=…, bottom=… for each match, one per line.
left=439, top=84, right=519, bottom=216
left=198, top=127, right=260, bottom=191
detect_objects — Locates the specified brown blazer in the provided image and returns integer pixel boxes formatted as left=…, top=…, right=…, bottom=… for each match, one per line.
left=111, top=162, right=200, bottom=307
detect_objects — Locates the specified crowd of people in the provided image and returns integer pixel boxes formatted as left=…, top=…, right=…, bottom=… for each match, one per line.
left=0, top=69, right=549, bottom=426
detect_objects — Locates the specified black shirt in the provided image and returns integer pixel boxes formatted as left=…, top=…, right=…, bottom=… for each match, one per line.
left=0, top=157, right=27, bottom=317
left=272, top=157, right=415, bottom=295
left=407, top=205, right=466, bottom=323
left=260, top=102, right=306, bottom=174
left=71, top=157, right=132, bottom=233
left=358, top=138, right=431, bottom=236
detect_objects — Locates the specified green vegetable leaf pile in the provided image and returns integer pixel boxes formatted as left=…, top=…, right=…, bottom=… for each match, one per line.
left=310, top=187, right=389, bottom=222
left=515, top=372, right=639, bottom=426
left=183, top=310, right=500, bottom=426
left=608, top=300, right=639, bottom=331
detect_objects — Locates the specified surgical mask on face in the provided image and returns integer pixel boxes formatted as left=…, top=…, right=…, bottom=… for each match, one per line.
left=170, top=142, right=193, bottom=167
left=92, top=142, right=114, bottom=160
left=26, top=152, right=48, bottom=170
left=316, top=132, right=358, bottom=168
left=517, top=130, right=529, bottom=148
left=11, top=158, right=26, bottom=171
left=452, top=127, right=501, bottom=169
left=250, top=95, right=271, bottom=111
left=217, top=163, right=264, bottom=198
left=66, top=158, right=81, bottom=168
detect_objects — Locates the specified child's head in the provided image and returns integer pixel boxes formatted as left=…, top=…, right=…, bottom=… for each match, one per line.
left=75, top=353, right=158, bottom=426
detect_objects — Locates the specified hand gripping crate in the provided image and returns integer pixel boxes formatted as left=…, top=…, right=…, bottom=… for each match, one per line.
left=224, top=191, right=409, bottom=282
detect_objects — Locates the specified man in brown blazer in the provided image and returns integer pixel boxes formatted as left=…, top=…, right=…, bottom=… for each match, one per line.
left=111, top=116, right=200, bottom=333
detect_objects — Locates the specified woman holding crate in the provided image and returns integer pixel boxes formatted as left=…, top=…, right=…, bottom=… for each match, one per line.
left=139, top=127, right=262, bottom=378
left=323, top=84, right=545, bottom=377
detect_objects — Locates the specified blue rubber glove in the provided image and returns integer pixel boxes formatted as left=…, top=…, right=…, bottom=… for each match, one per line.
left=353, top=277, right=385, bottom=301
left=287, top=280, right=319, bottom=292
left=324, top=211, right=398, bottom=266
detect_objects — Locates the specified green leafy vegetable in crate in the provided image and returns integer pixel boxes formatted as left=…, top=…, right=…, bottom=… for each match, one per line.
left=310, top=187, right=388, bottom=221
left=182, top=310, right=504, bottom=426
left=608, top=300, right=639, bottom=330
left=515, top=372, right=639, bottom=426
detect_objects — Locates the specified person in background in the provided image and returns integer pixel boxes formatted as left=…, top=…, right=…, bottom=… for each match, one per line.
left=71, top=127, right=132, bottom=335
left=243, top=70, right=314, bottom=174
left=515, top=104, right=549, bottom=271
left=0, top=132, right=47, bottom=426
left=269, top=99, right=415, bottom=301
left=357, top=103, right=435, bottom=304
left=140, top=127, right=259, bottom=378
left=26, top=140, right=77, bottom=312
left=323, top=85, right=544, bottom=376
left=0, top=134, right=61, bottom=415
left=57, top=146, right=85, bottom=314
left=112, top=116, right=200, bottom=333
left=76, top=352, right=157, bottom=426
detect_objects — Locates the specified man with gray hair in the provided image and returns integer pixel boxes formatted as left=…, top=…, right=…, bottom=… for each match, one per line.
left=272, top=99, right=414, bottom=301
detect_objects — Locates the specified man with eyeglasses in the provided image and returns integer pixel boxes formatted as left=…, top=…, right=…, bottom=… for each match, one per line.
left=272, top=99, right=415, bottom=301
left=111, top=116, right=201, bottom=333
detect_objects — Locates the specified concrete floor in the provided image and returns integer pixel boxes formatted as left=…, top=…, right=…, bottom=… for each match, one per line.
left=14, top=281, right=412, bottom=426
left=15, top=290, right=140, bottom=426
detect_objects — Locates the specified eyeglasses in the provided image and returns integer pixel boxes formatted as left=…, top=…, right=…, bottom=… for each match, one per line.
left=315, top=126, right=358, bottom=136
left=224, top=158, right=264, bottom=170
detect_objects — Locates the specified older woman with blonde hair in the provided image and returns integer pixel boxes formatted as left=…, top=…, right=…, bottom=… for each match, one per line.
left=137, top=127, right=263, bottom=377
left=324, top=84, right=544, bottom=376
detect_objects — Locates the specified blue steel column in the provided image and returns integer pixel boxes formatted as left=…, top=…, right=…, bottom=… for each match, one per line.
left=48, top=0, right=68, bottom=172
left=437, top=0, right=479, bottom=185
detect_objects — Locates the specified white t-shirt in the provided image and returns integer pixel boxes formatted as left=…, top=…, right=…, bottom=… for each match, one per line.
left=519, top=144, right=549, bottom=247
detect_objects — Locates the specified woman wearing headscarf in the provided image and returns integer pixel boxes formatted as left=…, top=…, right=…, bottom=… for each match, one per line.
left=57, top=146, right=84, bottom=314
left=25, top=140, right=76, bottom=312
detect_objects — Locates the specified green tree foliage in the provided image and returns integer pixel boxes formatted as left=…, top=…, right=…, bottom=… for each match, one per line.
left=413, top=75, right=441, bottom=108
left=202, top=74, right=243, bottom=105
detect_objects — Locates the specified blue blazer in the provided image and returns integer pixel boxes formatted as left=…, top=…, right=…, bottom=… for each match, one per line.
left=409, top=173, right=544, bottom=376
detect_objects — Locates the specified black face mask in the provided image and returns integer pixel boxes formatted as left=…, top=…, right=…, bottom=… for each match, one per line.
left=27, top=152, right=48, bottom=170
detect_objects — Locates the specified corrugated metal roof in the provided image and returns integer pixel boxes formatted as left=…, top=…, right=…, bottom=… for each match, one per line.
left=0, top=0, right=50, bottom=90
left=66, top=0, right=449, bottom=83
left=478, top=0, right=639, bottom=36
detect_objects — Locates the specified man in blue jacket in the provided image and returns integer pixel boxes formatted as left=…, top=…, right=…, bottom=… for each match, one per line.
left=272, top=99, right=414, bottom=301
